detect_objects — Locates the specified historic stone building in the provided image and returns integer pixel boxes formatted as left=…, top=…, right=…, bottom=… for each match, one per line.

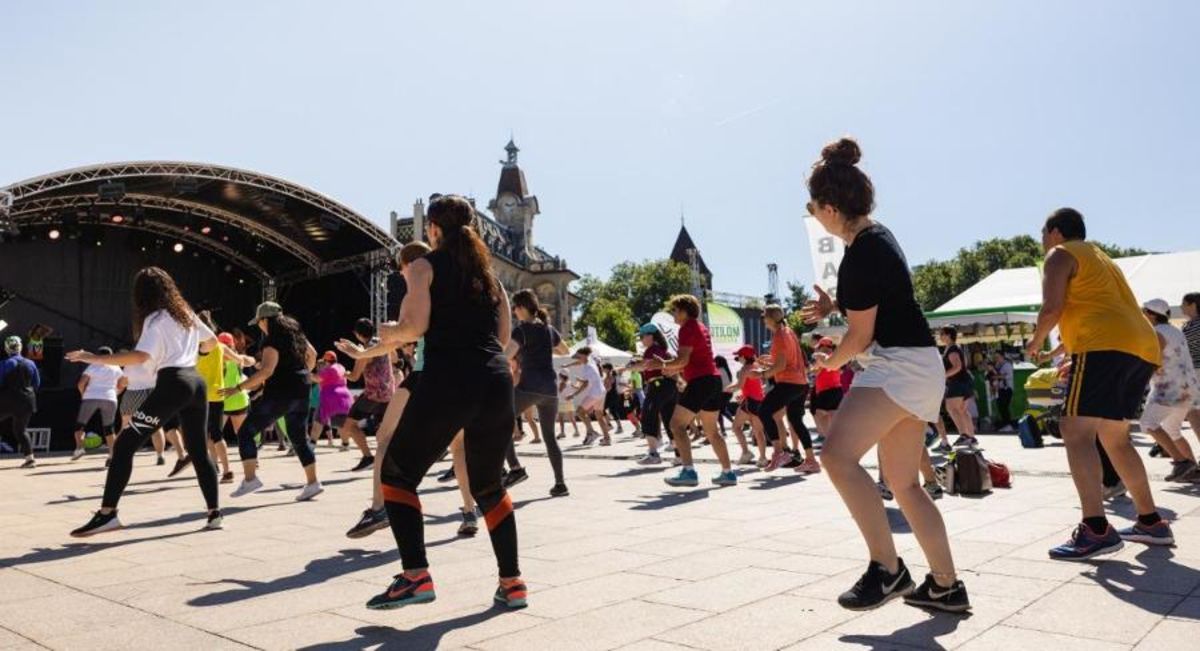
left=390, top=140, right=578, bottom=334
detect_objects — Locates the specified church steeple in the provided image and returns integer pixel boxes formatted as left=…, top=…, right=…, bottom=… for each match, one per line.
left=502, top=138, right=520, bottom=169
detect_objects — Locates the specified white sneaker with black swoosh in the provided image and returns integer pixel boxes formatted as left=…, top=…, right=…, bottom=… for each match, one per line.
left=904, top=573, right=971, bottom=613
left=837, top=558, right=915, bottom=611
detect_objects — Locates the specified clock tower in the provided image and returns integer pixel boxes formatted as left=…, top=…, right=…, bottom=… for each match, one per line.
left=488, top=138, right=540, bottom=258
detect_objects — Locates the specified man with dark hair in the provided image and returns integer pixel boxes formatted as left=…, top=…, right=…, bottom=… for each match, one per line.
left=0, top=336, right=40, bottom=468
left=1183, top=292, right=1200, bottom=439
left=1026, top=209, right=1172, bottom=560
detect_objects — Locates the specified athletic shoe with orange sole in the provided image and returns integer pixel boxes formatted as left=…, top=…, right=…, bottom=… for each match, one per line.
left=366, top=572, right=437, bottom=610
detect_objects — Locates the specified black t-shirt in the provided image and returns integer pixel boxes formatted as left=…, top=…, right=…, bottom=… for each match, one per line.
left=836, top=223, right=935, bottom=348
left=943, top=344, right=970, bottom=385
left=261, top=328, right=311, bottom=400
left=423, top=249, right=506, bottom=372
left=512, top=321, right=561, bottom=396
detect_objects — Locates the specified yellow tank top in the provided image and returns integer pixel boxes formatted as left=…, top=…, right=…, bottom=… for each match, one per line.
left=196, top=346, right=225, bottom=403
left=1057, top=241, right=1160, bottom=365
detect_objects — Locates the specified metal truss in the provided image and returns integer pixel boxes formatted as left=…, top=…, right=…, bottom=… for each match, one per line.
left=0, top=161, right=396, bottom=251
left=8, top=193, right=321, bottom=270
left=367, top=250, right=392, bottom=324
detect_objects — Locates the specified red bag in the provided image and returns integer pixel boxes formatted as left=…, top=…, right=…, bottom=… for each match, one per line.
left=987, top=461, right=1012, bottom=489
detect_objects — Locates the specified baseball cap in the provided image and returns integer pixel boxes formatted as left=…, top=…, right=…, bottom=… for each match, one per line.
left=1142, top=298, right=1170, bottom=318
left=249, top=301, right=283, bottom=325
left=637, top=323, right=659, bottom=336
left=734, top=345, right=757, bottom=361
left=817, top=337, right=835, bottom=348
left=3, top=335, right=20, bottom=354
left=217, top=332, right=235, bottom=347
left=323, top=350, right=337, bottom=363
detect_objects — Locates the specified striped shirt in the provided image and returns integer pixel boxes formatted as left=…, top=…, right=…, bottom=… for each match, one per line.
left=1185, top=318, right=1200, bottom=370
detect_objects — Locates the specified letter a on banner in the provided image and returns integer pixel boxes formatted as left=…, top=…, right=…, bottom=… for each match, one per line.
left=803, top=216, right=846, bottom=295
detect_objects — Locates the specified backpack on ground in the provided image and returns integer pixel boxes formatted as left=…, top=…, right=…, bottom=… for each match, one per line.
left=987, top=461, right=1012, bottom=489
left=1018, top=415, right=1044, bottom=448
left=944, top=449, right=993, bottom=495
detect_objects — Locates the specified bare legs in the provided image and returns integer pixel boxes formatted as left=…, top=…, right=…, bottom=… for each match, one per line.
left=944, top=397, right=975, bottom=439
left=1061, top=415, right=1157, bottom=520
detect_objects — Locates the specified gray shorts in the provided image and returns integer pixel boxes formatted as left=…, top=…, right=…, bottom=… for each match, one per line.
left=120, top=389, right=153, bottom=418
left=77, top=399, right=118, bottom=429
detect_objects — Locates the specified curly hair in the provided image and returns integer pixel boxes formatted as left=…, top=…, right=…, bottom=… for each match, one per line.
left=132, top=267, right=194, bottom=338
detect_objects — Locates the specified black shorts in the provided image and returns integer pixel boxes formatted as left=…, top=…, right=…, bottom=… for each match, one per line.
left=812, top=388, right=843, bottom=412
left=677, top=375, right=726, bottom=413
left=739, top=398, right=762, bottom=416
left=349, top=395, right=389, bottom=420
left=1066, top=350, right=1156, bottom=421
left=945, top=378, right=974, bottom=400
left=400, top=370, right=422, bottom=392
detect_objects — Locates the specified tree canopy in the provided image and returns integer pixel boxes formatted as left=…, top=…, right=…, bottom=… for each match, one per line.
left=573, top=259, right=694, bottom=350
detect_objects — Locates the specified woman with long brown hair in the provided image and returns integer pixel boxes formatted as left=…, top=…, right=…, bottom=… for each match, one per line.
left=365, top=194, right=525, bottom=611
left=67, top=266, right=222, bottom=536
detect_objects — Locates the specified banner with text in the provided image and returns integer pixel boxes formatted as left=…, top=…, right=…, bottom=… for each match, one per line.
left=803, top=216, right=845, bottom=296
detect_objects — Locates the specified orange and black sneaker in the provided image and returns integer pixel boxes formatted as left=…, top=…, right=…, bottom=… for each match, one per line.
left=366, top=572, right=436, bottom=610
left=494, top=579, right=528, bottom=610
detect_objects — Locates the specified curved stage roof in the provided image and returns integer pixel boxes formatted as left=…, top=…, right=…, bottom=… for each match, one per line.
left=0, top=161, right=396, bottom=282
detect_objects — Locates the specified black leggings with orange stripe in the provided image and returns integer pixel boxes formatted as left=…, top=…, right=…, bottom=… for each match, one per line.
left=379, top=360, right=519, bottom=577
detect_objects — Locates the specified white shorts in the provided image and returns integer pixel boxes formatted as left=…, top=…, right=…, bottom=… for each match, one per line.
left=851, top=344, right=945, bottom=423
left=1141, top=401, right=1191, bottom=440
left=576, top=395, right=604, bottom=413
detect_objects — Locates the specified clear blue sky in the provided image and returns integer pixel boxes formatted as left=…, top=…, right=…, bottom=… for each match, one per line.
left=3, top=1, right=1197, bottom=297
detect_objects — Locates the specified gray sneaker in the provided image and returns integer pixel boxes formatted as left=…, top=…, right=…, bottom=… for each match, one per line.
left=1102, top=481, right=1128, bottom=500
left=1166, top=460, right=1196, bottom=482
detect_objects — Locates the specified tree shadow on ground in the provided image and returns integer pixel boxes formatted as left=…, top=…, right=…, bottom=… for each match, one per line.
left=1080, top=548, right=1200, bottom=619
left=296, top=608, right=508, bottom=651
left=617, top=489, right=713, bottom=511
left=837, top=608, right=970, bottom=650
left=188, top=548, right=396, bottom=606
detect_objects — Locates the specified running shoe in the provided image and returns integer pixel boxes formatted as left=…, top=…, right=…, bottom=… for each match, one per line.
left=295, top=481, right=324, bottom=502
left=934, top=443, right=953, bottom=454
left=765, top=449, right=794, bottom=472
left=664, top=467, right=699, bottom=487
left=220, top=471, right=235, bottom=484
left=712, top=470, right=738, bottom=487
left=924, top=481, right=944, bottom=499
left=953, top=435, right=978, bottom=448
left=276, top=442, right=286, bottom=451
left=637, top=453, right=663, bottom=466
left=838, top=558, right=914, bottom=611
left=20, top=457, right=35, bottom=469
left=1102, top=481, right=1128, bottom=500
left=1166, top=460, right=1196, bottom=482
left=1118, top=520, right=1174, bottom=546
left=549, top=483, right=570, bottom=498
left=1048, top=523, right=1123, bottom=561
left=436, top=467, right=456, bottom=483
left=156, top=455, right=165, bottom=466
left=737, top=450, right=755, bottom=466
left=230, top=476, right=264, bottom=498
left=904, top=574, right=971, bottom=613
left=556, top=432, right=566, bottom=440
left=756, top=458, right=769, bottom=469
left=599, top=437, right=612, bottom=447
left=340, top=443, right=349, bottom=453
left=1149, top=443, right=1164, bottom=458
left=71, top=448, right=85, bottom=461
left=877, top=481, right=894, bottom=501
left=458, top=509, right=479, bottom=537
left=924, top=430, right=939, bottom=448
left=494, top=579, right=528, bottom=609
left=347, top=508, right=389, bottom=539
left=205, top=510, right=224, bottom=530
left=582, top=431, right=600, bottom=446
left=670, top=456, right=684, bottom=467
left=351, top=455, right=375, bottom=472
left=794, top=459, right=822, bottom=475
left=502, top=467, right=529, bottom=489
left=70, top=510, right=123, bottom=538
left=366, top=572, right=437, bottom=610
left=168, top=456, right=191, bottom=478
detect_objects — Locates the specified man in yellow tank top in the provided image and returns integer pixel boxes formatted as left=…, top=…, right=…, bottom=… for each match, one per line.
left=1025, top=208, right=1172, bottom=560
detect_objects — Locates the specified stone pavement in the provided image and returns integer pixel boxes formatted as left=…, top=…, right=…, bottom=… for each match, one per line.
left=1, top=427, right=1199, bottom=650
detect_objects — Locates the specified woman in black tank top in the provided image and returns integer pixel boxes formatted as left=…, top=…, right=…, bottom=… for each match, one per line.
left=938, top=326, right=977, bottom=445
left=366, top=194, right=527, bottom=611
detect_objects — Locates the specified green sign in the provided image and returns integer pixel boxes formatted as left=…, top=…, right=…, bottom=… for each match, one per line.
left=706, top=302, right=744, bottom=355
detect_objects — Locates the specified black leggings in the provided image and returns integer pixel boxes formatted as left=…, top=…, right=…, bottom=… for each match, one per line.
left=381, top=362, right=518, bottom=577
left=506, top=390, right=564, bottom=484
left=236, top=396, right=314, bottom=466
left=761, top=382, right=813, bottom=450
left=207, top=402, right=225, bottom=443
left=0, top=393, right=34, bottom=456
left=640, top=379, right=677, bottom=440
left=103, top=367, right=218, bottom=511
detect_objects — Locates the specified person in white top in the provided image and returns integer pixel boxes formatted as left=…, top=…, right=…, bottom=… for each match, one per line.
left=1139, top=299, right=1200, bottom=482
left=563, top=348, right=611, bottom=446
left=66, top=267, right=223, bottom=537
left=71, top=347, right=127, bottom=462
left=118, top=355, right=187, bottom=470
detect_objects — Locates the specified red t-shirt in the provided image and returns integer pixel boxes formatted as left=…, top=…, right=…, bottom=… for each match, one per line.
left=641, top=344, right=670, bottom=381
left=742, top=374, right=766, bottom=401
left=770, top=327, right=808, bottom=385
left=815, top=368, right=842, bottom=393
left=678, top=319, right=718, bottom=382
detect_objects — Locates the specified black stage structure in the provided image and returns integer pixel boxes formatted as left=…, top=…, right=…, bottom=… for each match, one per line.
left=0, top=161, right=400, bottom=450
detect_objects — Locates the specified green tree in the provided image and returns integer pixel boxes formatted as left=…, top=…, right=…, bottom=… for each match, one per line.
left=572, top=259, right=693, bottom=349
left=575, top=296, right=638, bottom=350
left=784, top=281, right=812, bottom=313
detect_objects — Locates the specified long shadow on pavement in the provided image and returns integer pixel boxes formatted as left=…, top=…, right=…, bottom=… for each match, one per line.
left=296, top=608, right=508, bottom=651
left=188, top=548, right=397, bottom=606
left=747, top=474, right=808, bottom=490
left=618, top=489, right=714, bottom=511
left=838, top=610, right=969, bottom=651
left=1080, top=548, right=1200, bottom=620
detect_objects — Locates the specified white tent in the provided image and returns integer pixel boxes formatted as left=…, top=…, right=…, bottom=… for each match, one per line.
left=927, top=250, right=1200, bottom=329
left=567, top=339, right=633, bottom=366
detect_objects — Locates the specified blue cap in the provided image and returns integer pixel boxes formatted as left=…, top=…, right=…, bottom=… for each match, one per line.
left=637, top=323, right=659, bottom=336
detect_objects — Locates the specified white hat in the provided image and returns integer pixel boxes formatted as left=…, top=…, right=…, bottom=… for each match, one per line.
left=1142, top=298, right=1171, bottom=318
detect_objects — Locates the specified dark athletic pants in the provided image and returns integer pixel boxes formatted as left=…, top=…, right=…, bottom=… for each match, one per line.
left=506, top=390, right=564, bottom=485
left=761, top=382, right=813, bottom=450
left=236, top=396, right=314, bottom=466
left=0, top=392, right=35, bottom=456
left=380, top=359, right=518, bottom=577
left=102, top=367, right=218, bottom=510
left=207, top=402, right=226, bottom=443
left=640, top=379, right=677, bottom=440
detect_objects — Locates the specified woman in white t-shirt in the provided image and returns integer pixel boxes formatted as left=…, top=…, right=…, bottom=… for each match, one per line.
left=564, top=348, right=611, bottom=446
left=71, top=348, right=127, bottom=461
left=66, top=267, right=222, bottom=537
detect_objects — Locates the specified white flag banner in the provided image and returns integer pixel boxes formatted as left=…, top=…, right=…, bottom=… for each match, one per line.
left=803, top=216, right=845, bottom=296
left=650, top=312, right=680, bottom=354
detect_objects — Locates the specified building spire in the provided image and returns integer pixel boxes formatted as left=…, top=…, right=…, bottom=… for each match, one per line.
left=502, top=136, right=520, bottom=168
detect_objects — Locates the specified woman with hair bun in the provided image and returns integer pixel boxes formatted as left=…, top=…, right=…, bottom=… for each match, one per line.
left=802, top=138, right=969, bottom=613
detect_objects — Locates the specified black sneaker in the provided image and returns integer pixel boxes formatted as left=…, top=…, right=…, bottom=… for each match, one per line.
left=346, top=507, right=389, bottom=539
left=458, top=509, right=479, bottom=537
left=904, top=574, right=971, bottom=613
left=782, top=449, right=803, bottom=469
left=351, top=455, right=375, bottom=472
left=502, top=467, right=529, bottom=489
left=366, top=572, right=436, bottom=610
left=70, top=510, right=123, bottom=538
left=549, top=483, right=569, bottom=498
left=168, top=456, right=191, bottom=478
left=837, top=558, right=915, bottom=611
left=205, top=510, right=224, bottom=530
left=436, top=467, right=456, bottom=483
left=156, top=455, right=166, bottom=466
